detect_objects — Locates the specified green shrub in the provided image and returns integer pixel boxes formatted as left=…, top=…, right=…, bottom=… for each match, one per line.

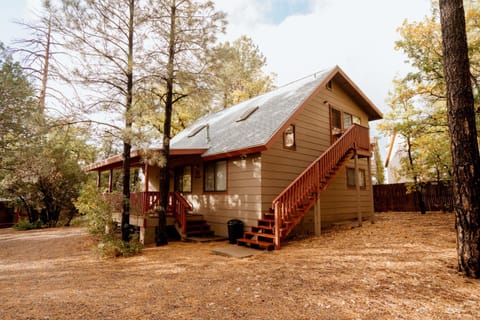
left=69, top=215, right=89, bottom=227
left=74, top=182, right=118, bottom=235
left=75, top=181, right=143, bottom=258
left=97, top=233, right=143, bottom=258
left=14, top=219, right=43, bottom=231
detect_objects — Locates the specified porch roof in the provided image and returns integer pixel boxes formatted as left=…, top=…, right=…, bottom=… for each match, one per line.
left=84, top=148, right=206, bottom=172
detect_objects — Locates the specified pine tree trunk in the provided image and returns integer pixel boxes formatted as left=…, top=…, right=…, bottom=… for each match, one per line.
left=156, top=1, right=177, bottom=246
left=439, top=0, right=480, bottom=278
left=39, top=15, right=51, bottom=115
left=121, top=0, right=136, bottom=243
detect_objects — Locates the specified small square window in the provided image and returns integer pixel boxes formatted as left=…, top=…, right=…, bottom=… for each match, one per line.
left=344, top=113, right=353, bottom=129
left=283, top=124, right=296, bottom=150
left=353, top=115, right=361, bottom=125
left=344, top=113, right=361, bottom=129
left=347, top=167, right=366, bottom=188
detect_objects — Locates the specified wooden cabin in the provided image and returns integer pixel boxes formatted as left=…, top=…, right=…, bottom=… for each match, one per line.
left=86, top=66, right=383, bottom=249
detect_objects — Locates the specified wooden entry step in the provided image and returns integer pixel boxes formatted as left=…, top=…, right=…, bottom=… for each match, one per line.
left=236, top=211, right=276, bottom=250
left=178, top=214, right=215, bottom=238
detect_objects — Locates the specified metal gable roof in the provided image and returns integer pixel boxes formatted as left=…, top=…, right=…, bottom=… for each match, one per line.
left=171, top=67, right=335, bottom=158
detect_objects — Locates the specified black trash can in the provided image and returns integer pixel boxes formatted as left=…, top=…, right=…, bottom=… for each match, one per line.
left=227, top=219, right=244, bottom=244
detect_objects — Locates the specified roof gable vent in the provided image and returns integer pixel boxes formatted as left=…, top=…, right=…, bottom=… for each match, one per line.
left=236, top=105, right=259, bottom=122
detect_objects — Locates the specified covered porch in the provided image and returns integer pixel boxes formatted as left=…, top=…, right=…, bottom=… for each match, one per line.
left=85, top=148, right=214, bottom=244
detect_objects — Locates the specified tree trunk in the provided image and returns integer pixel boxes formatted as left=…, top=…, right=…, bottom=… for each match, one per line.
left=156, top=0, right=177, bottom=246
left=121, top=0, right=136, bottom=243
left=39, top=15, right=51, bottom=115
left=439, top=0, right=480, bottom=278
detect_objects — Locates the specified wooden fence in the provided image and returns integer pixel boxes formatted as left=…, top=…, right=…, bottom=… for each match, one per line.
left=373, top=182, right=454, bottom=212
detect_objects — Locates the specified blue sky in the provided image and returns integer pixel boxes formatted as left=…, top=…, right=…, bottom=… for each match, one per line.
left=266, top=0, right=313, bottom=24
left=0, top=1, right=32, bottom=45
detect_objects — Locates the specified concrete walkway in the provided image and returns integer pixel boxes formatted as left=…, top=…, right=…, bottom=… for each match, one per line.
left=211, top=245, right=261, bottom=258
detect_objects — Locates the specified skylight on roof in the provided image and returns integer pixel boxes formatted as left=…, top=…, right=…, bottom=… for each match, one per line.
left=188, top=124, right=208, bottom=137
left=236, top=106, right=259, bottom=122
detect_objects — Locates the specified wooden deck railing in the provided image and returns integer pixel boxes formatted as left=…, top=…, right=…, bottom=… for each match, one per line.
left=272, top=124, right=370, bottom=249
left=130, top=191, right=161, bottom=216
left=111, top=191, right=192, bottom=232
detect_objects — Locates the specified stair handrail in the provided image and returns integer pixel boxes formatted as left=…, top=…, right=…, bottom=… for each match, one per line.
left=273, top=124, right=370, bottom=249
left=169, top=192, right=193, bottom=234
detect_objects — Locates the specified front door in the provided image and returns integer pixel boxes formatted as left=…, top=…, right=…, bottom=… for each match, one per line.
left=330, top=107, right=342, bottom=143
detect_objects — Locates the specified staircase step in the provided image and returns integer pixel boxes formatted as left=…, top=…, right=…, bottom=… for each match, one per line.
left=258, top=218, right=275, bottom=226
left=185, top=229, right=214, bottom=237
left=237, top=238, right=275, bottom=250
left=186, top=219, right=208, bottom=225
left=251, top=225, right=274, bottom=233
left=186, top=214, right=205, bottom=221
left=263, top=212, right=275, bottom=220
left=244, top=231, right=275, bottom=239
left=186, top=223, right=211, bottom=231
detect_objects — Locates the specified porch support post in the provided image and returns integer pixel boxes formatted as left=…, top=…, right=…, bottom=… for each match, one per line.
left=96, top=171, right=101, bottom=189
left=144, top=163, right=149, bottom=192
left=354, top=152, right=362, bottom=226
left=314, top=195, right=321, bottom=236
left=108, top=169, right=113, bottom=193
left=367, top=155, right=375, bottom=222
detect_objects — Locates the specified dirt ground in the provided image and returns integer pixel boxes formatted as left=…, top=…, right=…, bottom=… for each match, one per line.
left=0, top=212, right=479, bottom=320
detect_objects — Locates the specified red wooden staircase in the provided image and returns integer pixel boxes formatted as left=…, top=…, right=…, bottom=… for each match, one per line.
left=168, top=192, right=214, bottom=239
left=237, top=124, right=371, bottom=250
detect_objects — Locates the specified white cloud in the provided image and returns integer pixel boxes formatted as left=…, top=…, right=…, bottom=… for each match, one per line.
left=214, top=0, right=431, bottom=112
left=214, top=0, right=432, bottom=160
left=24, top=0, right=43, bottom=18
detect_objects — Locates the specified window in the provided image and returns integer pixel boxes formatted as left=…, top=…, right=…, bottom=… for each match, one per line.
left=283, top=124, right=296, bottom=149
left=330, top=108, right=343, bottom=140
left=331, top=108, right=342, bottom=130
left=204, top=160, right=227, bottom=192
left=344, top=113, right=352, bottom=129
left=344, top=113, right=361, bottom=129
left=174, top=166, right=192, bottom=192
left=347, top=167, right=366, bottom=188
left=353, top=115, right=361, bottom=125
left=326, top=80, right=333, bottom=90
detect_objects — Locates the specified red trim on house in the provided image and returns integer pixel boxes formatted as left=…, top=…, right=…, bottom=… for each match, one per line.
left=85, top=67, right=382, bottom=172
left=201, top=145, right=267, bottom=161
left=84, top=148, right=207, bottom=172
left=171, top=148, right=208, bottom=155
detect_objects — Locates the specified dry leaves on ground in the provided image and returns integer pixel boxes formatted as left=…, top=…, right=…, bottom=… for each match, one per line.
left=0, top=212, right=479, bottom=319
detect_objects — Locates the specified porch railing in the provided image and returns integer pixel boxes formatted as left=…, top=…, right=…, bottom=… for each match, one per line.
left=112, top=191, right=192, bottom=233
left=272, top=124, right=370, bottom=249
left=130, top=191, right=161, bottom=216
left=168, top=192, right=193, bottom=234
